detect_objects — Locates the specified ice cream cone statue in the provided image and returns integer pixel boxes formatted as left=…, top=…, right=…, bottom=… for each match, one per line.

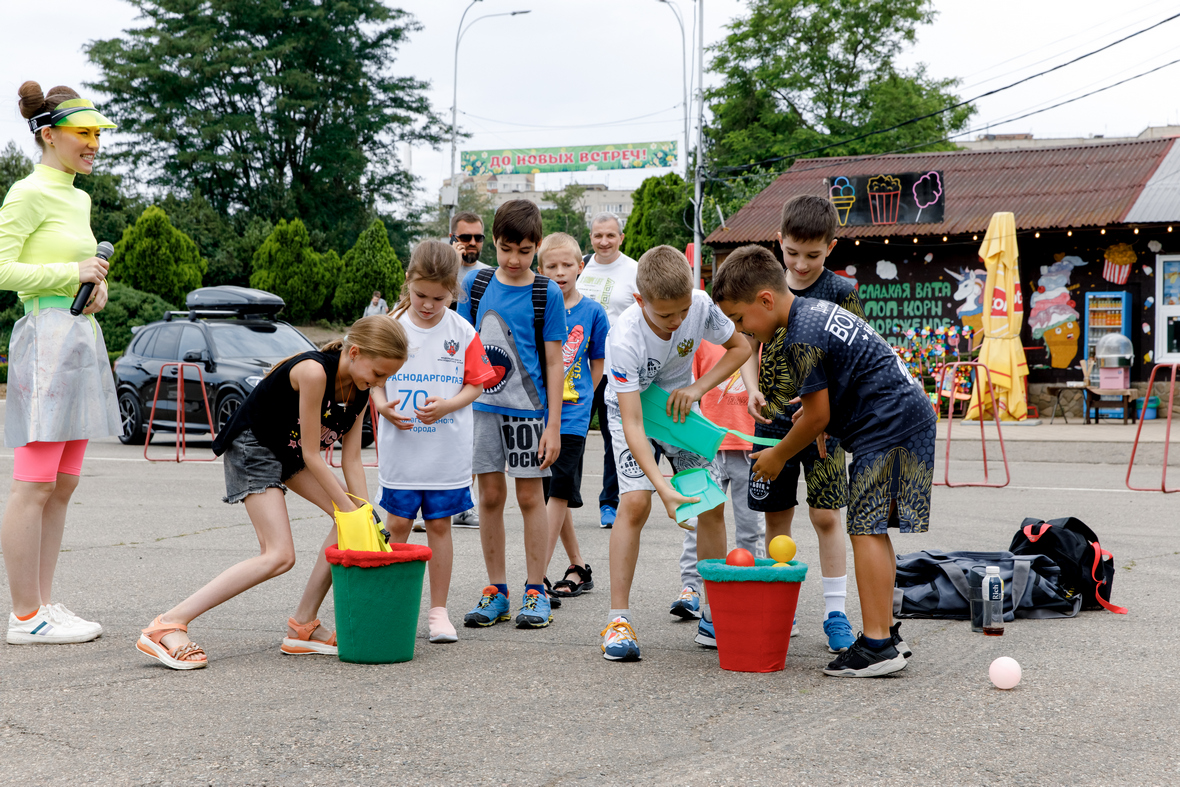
left=1028, top=255, right=1086, bottom=369
left=828, top=177, right=856, bottom=226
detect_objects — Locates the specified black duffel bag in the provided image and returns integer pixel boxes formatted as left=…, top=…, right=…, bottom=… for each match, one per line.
left=894, top=549, right=1082, bottom=621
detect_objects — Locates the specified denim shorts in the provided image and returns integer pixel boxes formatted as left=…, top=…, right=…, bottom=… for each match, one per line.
left=221, top=428, right=290, bottom=504
left=379, top=487, right=474, bottom=521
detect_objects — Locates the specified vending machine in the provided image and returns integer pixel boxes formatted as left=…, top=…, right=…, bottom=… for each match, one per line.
left=1084, top=291, right=1132, bottom=386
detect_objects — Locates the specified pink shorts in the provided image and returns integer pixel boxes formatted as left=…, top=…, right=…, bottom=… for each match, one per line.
left=13, top=440, right=89, bottom=483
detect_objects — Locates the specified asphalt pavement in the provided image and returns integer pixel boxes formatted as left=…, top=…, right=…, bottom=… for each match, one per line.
left=1, top=409, right=1177, bottom=786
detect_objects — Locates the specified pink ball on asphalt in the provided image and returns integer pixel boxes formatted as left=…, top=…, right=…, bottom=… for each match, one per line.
left=989, top=656, right=1022, bottom=690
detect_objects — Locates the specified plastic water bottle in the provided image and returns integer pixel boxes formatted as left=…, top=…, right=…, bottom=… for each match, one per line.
left=982, top=566, right=1005, bottom=636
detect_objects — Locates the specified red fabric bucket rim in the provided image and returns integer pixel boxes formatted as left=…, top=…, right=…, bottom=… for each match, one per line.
left=325, top=543, right=432, bottom=567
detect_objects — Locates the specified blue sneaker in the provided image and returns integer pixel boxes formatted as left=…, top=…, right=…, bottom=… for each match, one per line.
left=669, top=586, right=701, bottom=620
left=515, top=589, right=552, bottom=628
left=599, top=505, right=616, bottom=528
left=791, top=616, right=800, bottom=637
left=601, top=617, right=641, bottom=661
left=463, top=585, right=510, bottom=628
left=695, top=616, right=717, bottom=648
left=824, top=611, right=856, bottom=653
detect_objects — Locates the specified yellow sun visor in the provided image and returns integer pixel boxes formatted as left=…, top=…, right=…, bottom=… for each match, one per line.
left=27, top=98, right=116, bottom=133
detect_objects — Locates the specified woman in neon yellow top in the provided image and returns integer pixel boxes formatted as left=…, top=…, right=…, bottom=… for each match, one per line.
left=1, top=81, right=121, bottom=645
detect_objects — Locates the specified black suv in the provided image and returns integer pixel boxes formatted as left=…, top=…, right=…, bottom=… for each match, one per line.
left=113, top=286, right=318, bottom=444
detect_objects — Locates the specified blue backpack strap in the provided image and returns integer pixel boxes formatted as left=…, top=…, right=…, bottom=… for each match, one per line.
left=468, top=268, right=496, bottom=329
left=532, top=274, right=552, bottom=368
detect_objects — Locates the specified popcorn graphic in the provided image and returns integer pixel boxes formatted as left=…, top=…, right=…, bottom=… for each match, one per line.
left=828, top=177, right=857, bottom=226
left=1102, top=243, right=1136, bottom=285
left=867, top=175, right=902, bottom=225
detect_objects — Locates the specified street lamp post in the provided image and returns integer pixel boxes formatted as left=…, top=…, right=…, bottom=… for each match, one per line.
left=657, top=0, right=689, bottom=180
left=692, top=0, right=704, bottom=289
left=447, top=4, right=532, bottom=223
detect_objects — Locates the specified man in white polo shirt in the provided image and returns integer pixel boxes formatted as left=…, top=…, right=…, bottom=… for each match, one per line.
left=575, top=212, right=638, bottom=528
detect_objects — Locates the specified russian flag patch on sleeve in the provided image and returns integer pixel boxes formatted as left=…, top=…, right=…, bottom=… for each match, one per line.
left=611, top=368, right=629, bottom=383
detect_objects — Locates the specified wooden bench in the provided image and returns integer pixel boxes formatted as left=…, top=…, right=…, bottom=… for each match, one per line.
left=1082, top=387, right=1137, bottom=425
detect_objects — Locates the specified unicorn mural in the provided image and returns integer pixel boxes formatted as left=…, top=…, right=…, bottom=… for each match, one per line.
left=945, top=266, right=987, bottom=345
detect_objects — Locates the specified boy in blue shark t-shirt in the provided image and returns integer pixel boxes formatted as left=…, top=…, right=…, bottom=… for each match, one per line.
left=536, top=232, right=609, bottom=599
left=713, top=244, right=936, bottom=679
left=458, top=200, right=567, bottom=630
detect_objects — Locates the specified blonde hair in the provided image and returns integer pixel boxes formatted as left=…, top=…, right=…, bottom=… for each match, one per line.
left=391, top=240, right=462, bottom=319
left=538, top=232, right=583, bottom=270
left=267, top=315, right=407, bottom=377
left=636, top=245, right=694, bottom=302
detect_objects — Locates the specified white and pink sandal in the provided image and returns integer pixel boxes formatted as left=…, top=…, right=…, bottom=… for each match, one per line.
left=280, top=617, right=338, bottom=656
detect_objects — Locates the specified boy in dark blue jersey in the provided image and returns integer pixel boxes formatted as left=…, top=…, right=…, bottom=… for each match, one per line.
left=747, top=195, right=865, bottom=654
left=714, top=244, right=936, bottom=678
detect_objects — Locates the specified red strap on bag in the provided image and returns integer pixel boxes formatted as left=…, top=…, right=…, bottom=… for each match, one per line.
left=1023, top=522, right=1052, bottom=543
left=1089, top=542, right=1128, bottom=614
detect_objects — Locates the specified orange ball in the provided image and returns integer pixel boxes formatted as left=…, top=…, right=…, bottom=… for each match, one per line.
left=725, top=548, right=755, bottom=566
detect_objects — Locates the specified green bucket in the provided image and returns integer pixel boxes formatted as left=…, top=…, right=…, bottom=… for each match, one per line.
left=326, top=542, right=432, bottom=664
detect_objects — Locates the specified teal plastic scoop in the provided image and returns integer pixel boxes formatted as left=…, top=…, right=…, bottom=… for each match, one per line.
left=640, top=385, right=778, bottom=462
left=670, top=468, right=728, bottom=523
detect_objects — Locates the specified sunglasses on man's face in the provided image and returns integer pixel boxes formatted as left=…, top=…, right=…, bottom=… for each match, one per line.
left=452, top=233, right=485, bottom=243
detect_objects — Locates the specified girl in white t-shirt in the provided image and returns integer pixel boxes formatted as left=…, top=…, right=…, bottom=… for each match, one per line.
left=372, top=241, right=494, bottom=643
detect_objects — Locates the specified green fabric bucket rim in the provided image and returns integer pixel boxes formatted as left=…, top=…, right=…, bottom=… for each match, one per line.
left=699, top=557, right=808, bottom=583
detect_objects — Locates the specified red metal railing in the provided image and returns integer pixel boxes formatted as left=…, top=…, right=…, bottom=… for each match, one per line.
left=1126, top=363, right=1178, bottom=493
left=934, top=362, right=1010, bottom=488
left=143, top=362, right=218, bottom=463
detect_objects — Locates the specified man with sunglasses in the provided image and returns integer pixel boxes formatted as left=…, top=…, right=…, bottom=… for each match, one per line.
left=451, top=212, right=491, bottom=277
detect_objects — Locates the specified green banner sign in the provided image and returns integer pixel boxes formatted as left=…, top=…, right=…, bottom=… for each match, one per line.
left=461, top=141, right=677, bottom=176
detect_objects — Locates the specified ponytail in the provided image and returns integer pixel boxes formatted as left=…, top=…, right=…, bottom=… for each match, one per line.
left=267, top=315, right=407, bottom=377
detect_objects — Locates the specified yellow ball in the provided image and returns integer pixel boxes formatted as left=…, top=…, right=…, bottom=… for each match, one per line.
left=768, top=535, right=796, bottom=564
left=772, top=562, right=788, bottom=567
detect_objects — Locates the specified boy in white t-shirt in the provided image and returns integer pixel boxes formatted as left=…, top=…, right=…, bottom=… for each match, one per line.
left=575, top=213, right=639, bottom=529
left=600, top=246, right=752, bottom=662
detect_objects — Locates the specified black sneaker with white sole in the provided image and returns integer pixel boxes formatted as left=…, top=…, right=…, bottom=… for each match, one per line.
left=823, top=634, right=908, bottom=677
left=890, top=621, right=912, bottom=658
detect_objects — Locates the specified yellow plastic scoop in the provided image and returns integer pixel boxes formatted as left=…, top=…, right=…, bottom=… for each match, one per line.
left=640, top=386, right=778, bottom=462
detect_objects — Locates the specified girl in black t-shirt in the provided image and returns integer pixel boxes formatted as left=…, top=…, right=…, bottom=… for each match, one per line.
left=137, top=316, right=408, bottom=670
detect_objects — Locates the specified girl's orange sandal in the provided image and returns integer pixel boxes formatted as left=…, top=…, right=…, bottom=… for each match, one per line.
left=136, top=616, right=208, bottom=670
left=280, top=617, right=338, bottom=656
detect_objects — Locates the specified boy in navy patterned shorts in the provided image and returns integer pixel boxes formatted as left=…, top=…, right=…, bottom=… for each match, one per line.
left=713, top=244, right=936, bottom=678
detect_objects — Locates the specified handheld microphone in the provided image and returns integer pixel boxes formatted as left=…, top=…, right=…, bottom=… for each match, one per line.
left=71, top=241, right=115, bottom=316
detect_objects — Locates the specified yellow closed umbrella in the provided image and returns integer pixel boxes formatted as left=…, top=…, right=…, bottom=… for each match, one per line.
left=967, top=212, right=1029, bottom=421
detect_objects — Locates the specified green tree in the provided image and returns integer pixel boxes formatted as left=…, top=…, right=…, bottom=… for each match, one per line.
left=250, top=218, right=341, bottom=323
left=109, top=206, right=207, bottom=305
left=0, top=141, right=34, bottom=205
left=94, top=282, right=176, bottom=353
left=157, top=190, right=246, bottom=287
left=86, top=0, right=446, bottom=251
left=76, top=171, right=144, bottom=248
left=705, top=0, right=973, bottom=171
left=622, top=173, right=693, bottom=260
left=541, top=185, right=590, bottom=252
left=333, top=219, right=404, bottom=319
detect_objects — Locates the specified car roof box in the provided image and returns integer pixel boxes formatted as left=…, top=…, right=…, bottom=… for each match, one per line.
left=185, top=286, right=285, bottom=315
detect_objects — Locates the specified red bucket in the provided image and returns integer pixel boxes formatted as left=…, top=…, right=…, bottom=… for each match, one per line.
left=699, top=558, right=807, bottom=673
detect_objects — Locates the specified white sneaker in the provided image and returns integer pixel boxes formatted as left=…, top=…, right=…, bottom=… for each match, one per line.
left=49, top=603, right=103, bottom=638
left=7, top=605, right=100, bottom=644
left=452, top=507, right=479, bottom=528
left=412, top=521, right=426, bottom=533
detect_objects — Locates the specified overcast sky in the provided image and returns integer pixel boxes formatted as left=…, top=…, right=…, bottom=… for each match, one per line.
left=3, top=0, right=1179, bottom=207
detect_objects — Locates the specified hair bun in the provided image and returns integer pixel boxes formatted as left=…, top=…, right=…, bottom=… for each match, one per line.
left=18, top=80, right=45, bottom=120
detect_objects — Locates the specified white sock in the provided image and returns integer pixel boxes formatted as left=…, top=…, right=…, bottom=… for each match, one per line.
left=702, top=603, right=712, bottom=623
left=822, top=575, right=848, bottom=617
left=608, top=608, right=632, bottom=623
